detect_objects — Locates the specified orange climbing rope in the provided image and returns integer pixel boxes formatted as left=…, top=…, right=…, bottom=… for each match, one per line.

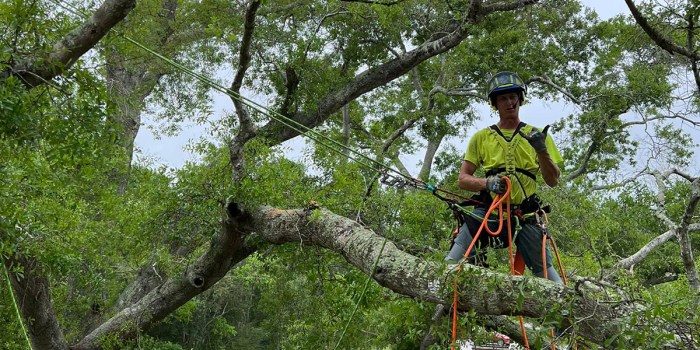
left=451, top=177, right=514, bottom=348
left=450, top=176, right=571, bottom=350
left=535, top=210, right=571, bottom=350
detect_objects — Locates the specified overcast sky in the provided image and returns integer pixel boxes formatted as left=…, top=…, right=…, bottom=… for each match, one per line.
left=133, top=1, right=644, bottom=173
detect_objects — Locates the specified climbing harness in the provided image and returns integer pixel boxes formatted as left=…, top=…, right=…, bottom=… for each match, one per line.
left=39, top=4, right=572, bottom=349
left=380, top=169, right=572, bottom=350
left=425, top=176, right=571, bottom=350
left=485, top=122, right=541, bottom=204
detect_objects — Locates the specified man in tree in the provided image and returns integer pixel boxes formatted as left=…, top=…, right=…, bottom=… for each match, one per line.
left=446, top=71, right=564, bottom=283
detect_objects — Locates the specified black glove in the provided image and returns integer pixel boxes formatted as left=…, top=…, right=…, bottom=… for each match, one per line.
left=485, top=175, right=507, bottom=195
left=518, top=125, right=550, bottom=154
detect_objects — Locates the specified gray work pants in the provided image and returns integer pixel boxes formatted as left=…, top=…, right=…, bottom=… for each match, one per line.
left=446, top=208, right=563, bottom=284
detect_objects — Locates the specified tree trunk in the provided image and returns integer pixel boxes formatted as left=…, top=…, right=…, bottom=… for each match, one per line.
left=418, top=136, right=444, bottom=180
left=4, top=255, right=68, bottom=350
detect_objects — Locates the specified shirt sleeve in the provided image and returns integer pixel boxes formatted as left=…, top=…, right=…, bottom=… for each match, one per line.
left=545, top=134, right=564, bottom=167
left=463, top=131, right=481, bottom=167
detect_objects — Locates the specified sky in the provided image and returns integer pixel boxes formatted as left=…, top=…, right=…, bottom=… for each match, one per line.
left=134, top=1, right=675, bottom=176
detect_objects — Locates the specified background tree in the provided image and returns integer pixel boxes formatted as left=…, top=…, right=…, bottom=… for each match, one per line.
left=0, top=0, right=698, bottom=349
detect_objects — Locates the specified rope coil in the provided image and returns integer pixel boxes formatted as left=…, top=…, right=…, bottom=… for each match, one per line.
left=448, top=177, right=571, bottom=350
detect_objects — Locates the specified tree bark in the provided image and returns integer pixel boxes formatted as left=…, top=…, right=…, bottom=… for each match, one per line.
left=0, top=0, right=137, bottom=88
left=70, top=203, right=258, bottom=350
left=224, top=204, right=685, bottom=347
left=4, top=255, right=68, bottom=350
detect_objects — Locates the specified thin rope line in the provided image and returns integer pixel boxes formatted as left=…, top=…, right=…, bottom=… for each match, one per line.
left=50, top=0, right=411, bottom=181
left=2, top=258, right=32, bottom=350
left=333, top=237, right=388, bottom=350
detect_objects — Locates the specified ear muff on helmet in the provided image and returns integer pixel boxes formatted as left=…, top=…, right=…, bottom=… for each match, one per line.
left=487, top=71, right=527, bottom=107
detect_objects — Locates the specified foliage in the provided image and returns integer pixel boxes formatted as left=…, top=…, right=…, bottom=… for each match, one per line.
left=1, top=0, right=699, bottom=349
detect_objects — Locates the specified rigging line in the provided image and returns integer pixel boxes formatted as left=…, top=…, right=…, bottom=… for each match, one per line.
left=50, top=0, right=413, bottom=180
left=333, top=237, right=388, bottom=350
left=2, top=258, right=32, bottom=350
left=121, top=37, right=386, bottom=171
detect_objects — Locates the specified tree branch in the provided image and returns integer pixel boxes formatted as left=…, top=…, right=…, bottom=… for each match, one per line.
left=430, top=86, right=484, bottom=100
left=528, top=75, right=596, bottom=105
left=618, top=113, right=700, bottom=129
left=223, top=204, right=688, bottom=347
left=677, top=176, right=700, bottom=291
left=71, top=203, right=259, bottom=350
left=228, top=0, right=261, bottom=181
left=610, top=228, right=677, bottom=273
left=562, top=140, right=598, bottom=182
left=256, top=14, right=478, bottom=144
left=1, top=0, right=137, bottom=88
left=624, top=0, right=700, bottom=60
left=647, top=169, right=700, bottom=292
left=418, top=138, right=442, bottom=180
left=651, top=170, right=680, bottom=230
left=106, top=0, right=179, bottom=194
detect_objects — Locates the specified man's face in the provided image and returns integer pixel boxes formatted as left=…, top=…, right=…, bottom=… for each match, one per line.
left=494, top=92, right=520, bottom=118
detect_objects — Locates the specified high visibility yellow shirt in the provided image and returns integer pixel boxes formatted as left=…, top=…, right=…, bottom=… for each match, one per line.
left=463, top=124, right=563, bottom=205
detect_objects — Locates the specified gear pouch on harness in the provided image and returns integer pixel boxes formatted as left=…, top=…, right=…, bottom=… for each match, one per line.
left=457, top=207, right=515, bottom=250
left=470, top=190, right=550, bottom=216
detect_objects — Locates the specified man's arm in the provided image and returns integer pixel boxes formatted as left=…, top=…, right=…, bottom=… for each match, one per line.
left=519, top=126, right=561, bottom=188
left=458, top=160, right=488, bottom=192
left=538, top=151, right=560, bottom=187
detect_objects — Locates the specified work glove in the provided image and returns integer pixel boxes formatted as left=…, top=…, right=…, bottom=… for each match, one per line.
left=485, top=175, right=507, bottom=195
left=518, top=125, right=550, bottom=154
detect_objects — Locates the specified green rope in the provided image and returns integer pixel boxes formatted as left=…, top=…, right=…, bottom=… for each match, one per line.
left=121, top=37, right=383, bottom=174
left=2, top=259, right=32, bottom=350
left=333, top=238, right=388, bottom=350
left=50, top=0, right=412, bottom=183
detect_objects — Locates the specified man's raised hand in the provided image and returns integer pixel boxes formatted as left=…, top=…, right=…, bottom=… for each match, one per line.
left=519, top=125, right=550, bottom=154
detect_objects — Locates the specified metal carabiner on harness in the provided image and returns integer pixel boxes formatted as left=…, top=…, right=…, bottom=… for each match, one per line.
left=534, top=209, right=551, bottom=239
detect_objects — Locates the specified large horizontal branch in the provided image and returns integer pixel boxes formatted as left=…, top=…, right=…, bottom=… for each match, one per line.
left=255, top=26, right=473, bottom=144
left=255, top=2, right=544, bottom=145
left=71, top=204, right=258, bottom=350
left=232, top=204, right=691, bottom=347
left=1, top=0, right=137, bottom=89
